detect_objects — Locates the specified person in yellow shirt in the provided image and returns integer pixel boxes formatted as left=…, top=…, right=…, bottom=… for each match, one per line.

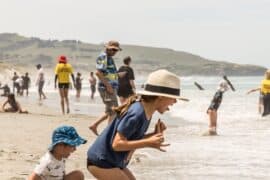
left=261, top=69, right=270, bottom=116
left=54, top=55, right=75, bottom=114
left=247, top=69, right=270, bottom=116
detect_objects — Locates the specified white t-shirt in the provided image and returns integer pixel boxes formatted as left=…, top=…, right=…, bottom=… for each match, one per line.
left=15, top=77, right=23, bottom=86
left=34, top=152, right=66, bottom=180
left=36, top=68, right=45, bottom=83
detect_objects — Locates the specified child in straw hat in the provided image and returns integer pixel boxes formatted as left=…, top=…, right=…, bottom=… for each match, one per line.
left=86, top=69, right=188, bottom=179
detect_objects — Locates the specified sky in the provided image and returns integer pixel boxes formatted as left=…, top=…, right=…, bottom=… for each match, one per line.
left=0, top=0, right=269, bottom=67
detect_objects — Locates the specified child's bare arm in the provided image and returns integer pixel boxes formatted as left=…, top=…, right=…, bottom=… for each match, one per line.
left=247, top=88, right=260, bottom=94
left=2, top=100, right=8, bottom=110
left=112, top=132, right=169, bottom=152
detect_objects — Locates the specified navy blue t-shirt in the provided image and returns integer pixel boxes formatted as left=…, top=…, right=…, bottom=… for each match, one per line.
left=87, top=101, right=151, bottom=169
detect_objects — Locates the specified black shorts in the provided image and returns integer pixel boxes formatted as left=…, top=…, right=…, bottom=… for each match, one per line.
left=117, top=88, right=134, bottom=98
left=58, top=83, right=69, bottom=89
left=87, top=158, right=115, bottom=169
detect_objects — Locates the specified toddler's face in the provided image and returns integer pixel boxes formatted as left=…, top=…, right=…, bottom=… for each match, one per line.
left=61, top=144, right=76, bottom=158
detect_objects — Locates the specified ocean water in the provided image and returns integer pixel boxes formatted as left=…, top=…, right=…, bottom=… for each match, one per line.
left=131, top=76, right=270, bottom=180
left=3, top=75, right=270, bottom=180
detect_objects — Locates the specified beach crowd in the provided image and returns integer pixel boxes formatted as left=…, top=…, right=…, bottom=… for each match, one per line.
left=0, top=40, right=270, bottom=180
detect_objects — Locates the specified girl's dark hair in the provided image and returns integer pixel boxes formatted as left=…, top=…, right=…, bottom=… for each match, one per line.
left=113, top=94, right=158, bottom=117
left=123, top=56, right=131, bottom=65
left=8, top=93, right=16, bottom=104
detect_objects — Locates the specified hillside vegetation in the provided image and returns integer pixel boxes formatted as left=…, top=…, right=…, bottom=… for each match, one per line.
left=0, top=33, right=266, bottom=76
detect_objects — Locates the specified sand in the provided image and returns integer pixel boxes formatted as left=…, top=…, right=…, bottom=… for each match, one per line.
left=3, top=84, right=270, bottom=180
left=0, top=99, right=100, bottom=179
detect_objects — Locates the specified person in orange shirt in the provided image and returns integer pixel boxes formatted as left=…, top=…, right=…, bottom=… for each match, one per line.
left=54, top=55, right=75, bottom=114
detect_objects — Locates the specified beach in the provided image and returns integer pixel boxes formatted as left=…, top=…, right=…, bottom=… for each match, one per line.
left=0, top=97, right=99, bottom=179
left=1, top=76, right=270, bottom=179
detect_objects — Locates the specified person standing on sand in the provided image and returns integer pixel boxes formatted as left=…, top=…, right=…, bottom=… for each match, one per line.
left=12, top=72, right=19, bottom=94
left=75, top=72, right=83, bottom=98
left=36, top=64, right=47, bottom=100
left=87, top=69, right=187, bottom=179
left=89, top=71, right=97, bottom=99
left=54, top=55, right=75, bottom=114
left=15, top=76, right=23, bottom=96
left=117, top=56, right=136, bottom=104
left=22, top=72, right=31, bottom=96
left=89, top=40, right=125, bottom=135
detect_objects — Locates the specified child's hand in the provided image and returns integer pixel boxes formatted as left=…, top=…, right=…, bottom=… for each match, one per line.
left=147, top=133, right=170, bottom=152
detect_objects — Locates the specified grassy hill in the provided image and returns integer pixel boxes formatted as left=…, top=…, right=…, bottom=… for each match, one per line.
left=0, top=33, right=267, bottom=76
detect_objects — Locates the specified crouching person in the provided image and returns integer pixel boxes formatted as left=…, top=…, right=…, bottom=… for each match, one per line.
left=29, top=126, right=87, bottom=180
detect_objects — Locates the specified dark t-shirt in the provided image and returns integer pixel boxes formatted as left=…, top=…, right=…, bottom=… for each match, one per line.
left=117, top=66, right=135, bottom=98
left=22, top=76, right=31, bottom=89
left=208, top=90, right=223, bottom=111
left=12, top=75, right=19, bottom=82
left=75, top=76, right=82, bottom=89
left=87, top=101, right=150, bottom=169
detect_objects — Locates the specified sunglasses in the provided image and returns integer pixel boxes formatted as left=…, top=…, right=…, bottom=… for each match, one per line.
left=109, top=48, right=118, bottom=52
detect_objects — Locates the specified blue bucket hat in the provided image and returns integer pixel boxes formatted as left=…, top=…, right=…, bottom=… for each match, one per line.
left=48, top=126, right=87, bottom=151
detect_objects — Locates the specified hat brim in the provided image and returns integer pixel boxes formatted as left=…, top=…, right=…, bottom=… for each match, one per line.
left=105, top=45, right=122, bottom=51
left=48, top=137, right=87, bottom=151
left=137, top=90, right=189, bottom=101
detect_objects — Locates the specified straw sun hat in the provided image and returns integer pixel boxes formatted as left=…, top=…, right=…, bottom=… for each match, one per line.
left=138, top=69, right=189, bottom=101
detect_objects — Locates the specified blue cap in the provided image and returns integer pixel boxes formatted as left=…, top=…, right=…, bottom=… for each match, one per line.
left=48, top=126, right=87, bottom=150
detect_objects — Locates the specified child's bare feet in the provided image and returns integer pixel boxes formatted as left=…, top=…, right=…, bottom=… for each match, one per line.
left=89, top=125, right=99, bottom=136
left=202, top=130, right=218, bottom=136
